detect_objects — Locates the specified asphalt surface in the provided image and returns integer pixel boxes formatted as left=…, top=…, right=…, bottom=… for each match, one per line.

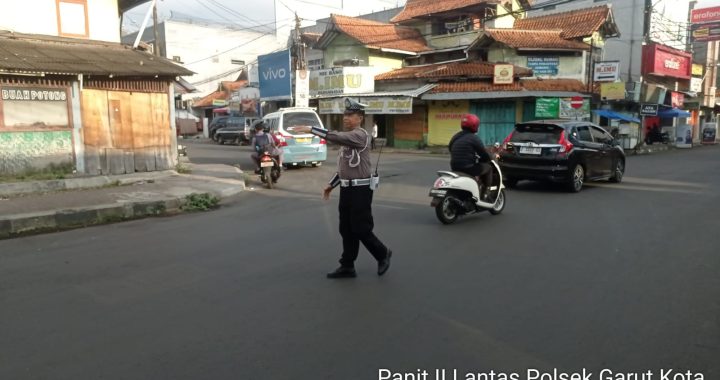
left=1, top=140, right=718, bottom=380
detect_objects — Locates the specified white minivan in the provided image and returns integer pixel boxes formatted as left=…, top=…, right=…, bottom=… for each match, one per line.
left=263, top=107, right=327, bottom=167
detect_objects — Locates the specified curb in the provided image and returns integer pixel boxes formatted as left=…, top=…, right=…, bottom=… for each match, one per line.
left=0, top=170, right=178, bottom=198
left=0, top=196, right=205, bottom=240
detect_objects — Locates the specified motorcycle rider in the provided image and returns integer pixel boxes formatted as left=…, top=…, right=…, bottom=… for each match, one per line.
left=448, top=114, right=493, bottom=201
left=250, top=121, right=282, bottom=173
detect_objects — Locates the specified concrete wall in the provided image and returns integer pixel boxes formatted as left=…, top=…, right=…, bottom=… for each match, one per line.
left=488, top=47, right=587, bottom=82
left=324, top=34, right=370, bottom=68
left=0, top=131, right=74, bottom=174
left=529, top=0, right=690, bottom=84
left=0, top=0, right=120, bottom=42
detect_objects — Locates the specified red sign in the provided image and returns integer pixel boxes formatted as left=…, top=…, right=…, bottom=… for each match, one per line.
left=641, top=43, right=692, bottom=80
left=691, top=6, right=720, bottom=24
left=570, top=96, right=583, bottom=109
left=671, top=92, right=685, bottom=108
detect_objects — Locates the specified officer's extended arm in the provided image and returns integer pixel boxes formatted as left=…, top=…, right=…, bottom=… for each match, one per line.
left=310, top=127, right=366, bottom=149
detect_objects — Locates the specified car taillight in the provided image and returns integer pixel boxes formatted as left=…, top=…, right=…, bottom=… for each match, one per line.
left=500, top=132, right=513, bottom=153
left=320, top=138, right=326, bottom=145
left=558, top=131, right=573, bottom=154
left=276, top=133, right=289, bottom=147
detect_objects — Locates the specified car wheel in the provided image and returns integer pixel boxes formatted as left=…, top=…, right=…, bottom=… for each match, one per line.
left=609, top=159, right=624, bottom=183
left=504, top=177, right=518, bottom=188
left=567, top=164, right=584, bottom=193
left=489, top=189, right=506, bottom=215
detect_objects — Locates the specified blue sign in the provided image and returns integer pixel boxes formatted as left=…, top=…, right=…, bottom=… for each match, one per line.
left=527, top=57, right=559, bottom=76
left=258, top=50, right=292, bottom=101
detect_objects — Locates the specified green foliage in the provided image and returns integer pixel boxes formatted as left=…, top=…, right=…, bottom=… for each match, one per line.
left=181, top=193, right=220, bottom=212
left=175, top=163, right=192, bottom=174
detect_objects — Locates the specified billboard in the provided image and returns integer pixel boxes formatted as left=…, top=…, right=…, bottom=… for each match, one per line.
left=309, top=67, right=376, bottom=96
left=258, top=50, right=292, bottom=101
left=527, top=57, right=559, bottom=76
left=594, top=61, right=620, bottom=82
left=691, top=6, right=720, bottom=42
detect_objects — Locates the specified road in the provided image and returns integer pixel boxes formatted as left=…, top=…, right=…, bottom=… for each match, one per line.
left=1, top=140, right=718, bottom=380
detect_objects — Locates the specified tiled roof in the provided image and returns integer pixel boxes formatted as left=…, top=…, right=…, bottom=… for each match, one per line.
left=430, top=79, right=586, bottom=93
left=514, top=5, right=612, bottom=39
left=330, top=14, right=429, bottom=53
left=192, top=91, right=227, bottom=108
left=375, top=61, right=533, bottom=81
left=221, top=80, right=247, bottom=92
left=482, top=29, right=590, bottom=50
left=0, top=32, right=192, bottom=77
left=391, top=0, right=498, bottom=23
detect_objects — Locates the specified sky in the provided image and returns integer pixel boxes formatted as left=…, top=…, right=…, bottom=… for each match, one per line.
left=123, top=0, right=406, bottom=36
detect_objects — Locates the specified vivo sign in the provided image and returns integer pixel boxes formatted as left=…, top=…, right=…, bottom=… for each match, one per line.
left=258, top=50, right=292, bottom=101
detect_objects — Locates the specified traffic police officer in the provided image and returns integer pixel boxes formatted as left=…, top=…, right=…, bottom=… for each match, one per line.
left=293, top=98, right=392, bottom=279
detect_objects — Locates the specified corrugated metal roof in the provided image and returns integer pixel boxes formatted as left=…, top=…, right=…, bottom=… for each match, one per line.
left=0, top=33, right=193, bottom=77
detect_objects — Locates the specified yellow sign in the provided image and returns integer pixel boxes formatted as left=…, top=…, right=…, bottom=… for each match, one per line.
left=600, top=82, right=626, bottom=100
left=212, top=99, right=228, bottom=106
left=494, top=64, right=514, bottom=85
left=427, top=100, right=469, bottom=145
left=692, top=63, right=704, bottom=76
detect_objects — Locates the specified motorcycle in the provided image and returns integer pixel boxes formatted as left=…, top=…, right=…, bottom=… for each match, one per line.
left=428, top=158, right=506, bottom=224
left=258, top=149, right=281, bottom=189
left=644, top=126, right=670, bottom=145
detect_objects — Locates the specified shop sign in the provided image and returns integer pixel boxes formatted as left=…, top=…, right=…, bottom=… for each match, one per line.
left=295, top=70, right=309, bottom=108
left=639, top=103, right=658, bottom=116
left=527, top=57, right=559, bottom=76
left=594, top=61, right=620, bottom=82
left=493, top=64, right=514, bottom=84
left=642, top=44, right=691, bottom=79
left=690, top=77, right=703, bottom=93
left=1, top=88, right=67, bottom=101
left=318, top=96, right=412, bottom=114
left=258, top=49, right=292, bottom=100
left=600, top=82, right=625, bottom=100
left=691, top=6, right=720, bottom=24
left=212, top=99, right=227, bottom=106
left=559, top=97, right=590, bottom=119
left=310, top=67, right=375, bottom=96
left=692, top=64, right=704, bottom=76
left=535, top=98, right=559, bottom=118
left=671, top=91, right=684, bottom=108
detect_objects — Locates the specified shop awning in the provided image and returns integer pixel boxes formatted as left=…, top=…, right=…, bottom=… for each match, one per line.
left=592, top=109, right=640, bottom=123
left=657, top=108, right=691, bottom=118
left=422, top=91, right=587, bottom=100
left=313, top=84, right=437, bottom=99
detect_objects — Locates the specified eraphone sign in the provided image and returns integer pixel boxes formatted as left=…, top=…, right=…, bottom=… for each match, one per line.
left=1, top=87, right=67, bottom=101
left=692, top=6, right=720, bottom=24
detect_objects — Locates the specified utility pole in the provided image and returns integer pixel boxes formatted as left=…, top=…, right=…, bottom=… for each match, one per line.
left=295, top=13, right=305, bottom=70
left=152, top=0, right=159, bottom=56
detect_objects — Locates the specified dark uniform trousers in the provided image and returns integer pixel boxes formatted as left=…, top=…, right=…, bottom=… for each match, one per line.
left=338, top=185, right=388, bottom=267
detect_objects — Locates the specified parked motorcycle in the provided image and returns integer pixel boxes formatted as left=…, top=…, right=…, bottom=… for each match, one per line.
left=428, top=159, right=506, bottom=224
left=258, top=149, right=281, bottom=189
left=645, top=126, right=670, bottom=145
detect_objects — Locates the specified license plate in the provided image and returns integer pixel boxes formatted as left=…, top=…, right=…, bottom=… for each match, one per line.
left=429, top=189, right=447, bottom=197
left=519, top=146, right=542, bottom=155
left=260, top=162, right=274, bottom=167
left=295, top=137, right=311, bottom=143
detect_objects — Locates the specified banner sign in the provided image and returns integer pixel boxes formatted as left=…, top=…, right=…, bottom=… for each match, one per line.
left=641, top=44, right=692, bottom=80
left=690, top=77, right=703, bottom=93
left=295, top=70, right=310, bottom=108
left=691, top=21, right=720, bottom=42
left=535, top=98, right=559, bottom=118
left=258, top=50, right=292, bottom=101
left=691, top=6, right=720, bottom=24
left=639, top=103, right=658, bottom=116
left=600, top=82, right=625, bottom=100
left=2, top=88, right=68, bottom=101
left=493, top=64, right=514, bottom=84
left=310, top=67, right=375, bottom=96
left=319, top=96, right=412, bottom=114
left=594, top=61, right=620, bottom=82
left=527, top=57, right=559, bottom=76
left=671, top=91, right=685, bottom=108
left=559, top=97, right=590, bottom=119
left=692, top=63, right=704, bottom=76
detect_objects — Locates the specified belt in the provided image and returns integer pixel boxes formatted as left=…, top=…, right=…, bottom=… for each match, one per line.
left=340, top=178, right=371, bottom=187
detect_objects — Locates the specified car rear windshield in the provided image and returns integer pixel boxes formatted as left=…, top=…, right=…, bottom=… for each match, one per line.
left=283, top=112, right=322, bottom=135
left=511, top=124, right=564, bottom=144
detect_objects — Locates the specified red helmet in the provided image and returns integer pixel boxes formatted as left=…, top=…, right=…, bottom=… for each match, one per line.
left=460, top=114, right=480, bottom=133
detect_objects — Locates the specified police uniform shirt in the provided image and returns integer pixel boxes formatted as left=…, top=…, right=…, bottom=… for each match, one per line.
left=310, top=127, right=371, bottom=181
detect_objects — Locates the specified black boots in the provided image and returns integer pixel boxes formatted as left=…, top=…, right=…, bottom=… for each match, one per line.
left=326, top=266, right=357, bottom=279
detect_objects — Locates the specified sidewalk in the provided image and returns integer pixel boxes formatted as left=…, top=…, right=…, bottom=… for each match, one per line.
left=0, top=162, right=246, bottom=240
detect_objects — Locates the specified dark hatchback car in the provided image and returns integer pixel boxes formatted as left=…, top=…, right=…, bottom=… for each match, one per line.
left=498, top=120, right=625, bottom=192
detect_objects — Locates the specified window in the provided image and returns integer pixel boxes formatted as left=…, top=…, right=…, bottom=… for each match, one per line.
left=575, top=126, right=593, bottom=142
left=590, top=126, right=612, bottom=144
left=57, top=0, right=88, bottom=38
left=510, top=124, right=563, bottom=144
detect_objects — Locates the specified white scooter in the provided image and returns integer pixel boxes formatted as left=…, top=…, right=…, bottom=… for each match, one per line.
left=428, top=158, right=506, bottom=224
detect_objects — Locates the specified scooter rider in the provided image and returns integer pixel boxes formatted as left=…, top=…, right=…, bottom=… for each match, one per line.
left=250, top=121, right=281, bottom=174
left=448, top=114, right=492, bottom=201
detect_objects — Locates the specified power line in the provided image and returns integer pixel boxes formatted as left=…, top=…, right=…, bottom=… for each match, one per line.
left=184, top=22, right=293, bottom=65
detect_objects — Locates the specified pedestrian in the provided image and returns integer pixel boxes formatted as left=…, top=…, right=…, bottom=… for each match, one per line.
left=371, top=121, right=378, bottom=150
left=292, top=98, right=392, bottom=279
